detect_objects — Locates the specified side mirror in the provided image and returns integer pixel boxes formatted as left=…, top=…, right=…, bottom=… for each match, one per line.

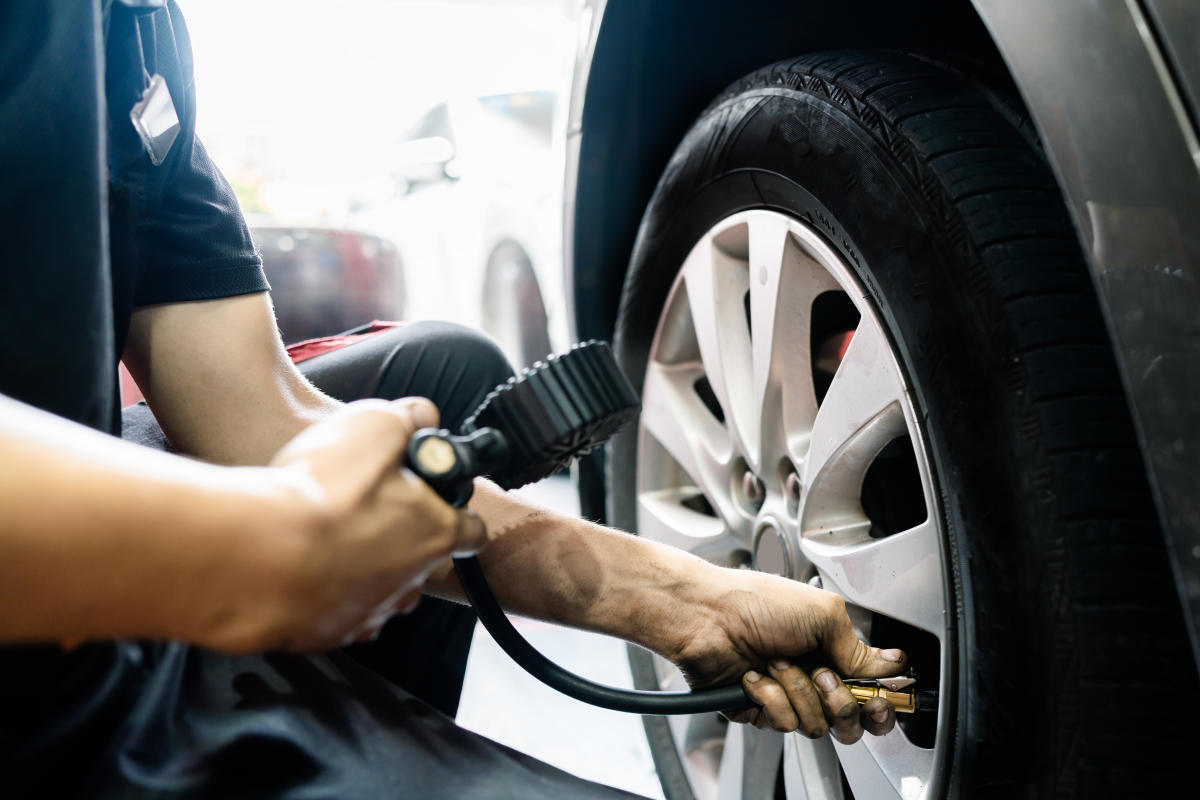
left=391, top=136, right=456, bottom=190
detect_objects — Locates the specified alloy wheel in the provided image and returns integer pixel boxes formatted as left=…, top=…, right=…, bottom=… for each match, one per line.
left=635, top=209, right=952, bottom=800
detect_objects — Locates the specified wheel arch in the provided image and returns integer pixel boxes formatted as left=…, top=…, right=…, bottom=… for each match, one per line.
left=482, top=238, right=554, bottom=368
left=484, top=237, right=534, bottom=281
left=568, top=0, right=1012, bottom=522
left=568, top=0, right=1007, bottom=346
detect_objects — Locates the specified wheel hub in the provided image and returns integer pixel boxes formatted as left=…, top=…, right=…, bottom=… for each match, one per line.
left=751, top=518, right=792, bottom=577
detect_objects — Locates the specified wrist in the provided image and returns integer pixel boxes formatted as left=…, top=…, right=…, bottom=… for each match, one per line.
left=175, top=465, right=319, bottom=652
left=602, top=538, right=730, bottom=661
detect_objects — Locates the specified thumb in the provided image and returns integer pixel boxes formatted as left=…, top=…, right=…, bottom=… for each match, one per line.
left=824, top=605, right=907, bottom=678
left=394, top=397, right=439, bottom=430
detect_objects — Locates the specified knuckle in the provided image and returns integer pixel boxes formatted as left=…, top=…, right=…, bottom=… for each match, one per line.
left=743, top=675, right=768, bottom=699
left=358, top=399, right=419, bottom=436
left=345, top=399, right=400, bottom=429
left=770, top=715, right=797, bottom=734
left=456, top=510, right=486, bottom=548
left=762, top=683, right=789, bottom=706
left=789, top=675, right=817, bottom=697
left=825, top=592, right=847, bottom=615
left=833, top=699, right=860, bottom=722
left=397, top=468, right=433, bottom=499
left=743, top=681, right=767, bottom=704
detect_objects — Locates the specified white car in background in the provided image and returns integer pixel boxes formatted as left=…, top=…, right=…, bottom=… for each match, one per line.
left=351, top=90, right=566, bottom=369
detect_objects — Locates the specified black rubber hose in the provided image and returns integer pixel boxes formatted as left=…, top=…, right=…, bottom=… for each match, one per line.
left=453, top=555, right=751, bottom=714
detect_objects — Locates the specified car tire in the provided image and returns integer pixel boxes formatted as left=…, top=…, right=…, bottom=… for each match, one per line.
left=608, top=51, right=1197, bottom=798
left=482, top=241, right=552, bottom=368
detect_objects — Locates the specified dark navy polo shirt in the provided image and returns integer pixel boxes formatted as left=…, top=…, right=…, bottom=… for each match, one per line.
left=0, top=1, right=266, bottom=793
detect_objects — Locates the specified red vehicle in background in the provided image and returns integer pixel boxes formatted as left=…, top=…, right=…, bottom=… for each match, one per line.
left=252, top=226, right=405, bottom=345
left=120, top=226, right=404, bottom=407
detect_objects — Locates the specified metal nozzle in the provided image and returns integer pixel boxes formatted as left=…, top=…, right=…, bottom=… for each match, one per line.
left=847, top=683, right=917, bottom=713
left=845, top=679, right=938, bottom=714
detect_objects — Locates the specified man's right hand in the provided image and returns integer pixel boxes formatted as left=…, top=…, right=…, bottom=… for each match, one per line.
left=198, top=397, right=485, bottom=654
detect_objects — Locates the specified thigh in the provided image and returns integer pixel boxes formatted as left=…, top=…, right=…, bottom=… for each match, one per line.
left=297, top=320, right=515, bottom=429
left=92, top=646, right=645, bottom=799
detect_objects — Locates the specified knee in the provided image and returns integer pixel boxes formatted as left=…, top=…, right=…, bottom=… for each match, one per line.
left=409, top=320, right=515, bottom=387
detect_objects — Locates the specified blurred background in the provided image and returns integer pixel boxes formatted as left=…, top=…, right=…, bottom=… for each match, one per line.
left=187, top=0, right=577, bottom=367
left=184, top=2, right=663, bottom=796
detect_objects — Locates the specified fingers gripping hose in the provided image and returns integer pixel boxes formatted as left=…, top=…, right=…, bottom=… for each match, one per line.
left=405, top=341, right=749, bottom=714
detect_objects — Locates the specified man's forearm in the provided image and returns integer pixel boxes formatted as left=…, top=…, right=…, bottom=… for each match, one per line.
left=0, top=394, right=296, bottom=646
left=424, top=479, right=722, bottom=658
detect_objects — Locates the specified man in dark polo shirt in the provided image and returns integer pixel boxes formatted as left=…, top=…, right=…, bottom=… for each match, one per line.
left=0, top=2, right=907, bottom=797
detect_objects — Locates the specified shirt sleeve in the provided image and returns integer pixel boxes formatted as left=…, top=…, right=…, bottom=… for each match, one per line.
left=106, top=0, right=269, bottom=308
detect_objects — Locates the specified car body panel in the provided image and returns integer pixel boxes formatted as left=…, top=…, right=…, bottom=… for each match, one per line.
left=1145, top=0, right=1200, bottom=119
left=973, top=0, right=1200, bottom=670
left=563, top=0, right=998, bottom=346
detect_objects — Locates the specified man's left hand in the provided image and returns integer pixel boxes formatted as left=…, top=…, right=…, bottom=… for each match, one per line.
left=665, top=568, right=907, bottom=743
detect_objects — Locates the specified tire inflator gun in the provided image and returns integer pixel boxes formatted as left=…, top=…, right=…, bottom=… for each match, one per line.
left=405, top=340, right=934, bottom=716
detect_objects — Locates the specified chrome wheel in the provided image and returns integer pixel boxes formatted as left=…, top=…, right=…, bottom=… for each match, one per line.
left=635, top=209, right=952, bottom=800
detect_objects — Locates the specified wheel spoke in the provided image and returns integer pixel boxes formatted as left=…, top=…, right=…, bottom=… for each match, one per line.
left=683, top=235, right=755, bottom=466
left=640, top=360, right=739, bottom=523
left=783, top=734, right=843, bottom=800
left=801, top=519, right=946, bottom=635
left=834, top=728, right=934, bottom=800
left=637, top=489, right=743, bottom=560
left=716, top=724, right=784, bottom=800
left=747, top=217, right=838, bottom=471
left=799, top=317, right=909, bottom=543
left=802, top=317, right=906, bottom=489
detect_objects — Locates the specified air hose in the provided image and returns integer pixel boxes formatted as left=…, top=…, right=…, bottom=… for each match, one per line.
left=405, top=341, right=937, bottom=716
left=405, top=341, right=749, bottom=714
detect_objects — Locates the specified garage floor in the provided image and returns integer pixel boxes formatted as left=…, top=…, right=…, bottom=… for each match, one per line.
left=457, top=476, right=665, bottom=799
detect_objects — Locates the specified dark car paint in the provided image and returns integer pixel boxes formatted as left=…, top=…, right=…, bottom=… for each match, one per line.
left=972, top=0, right=1200, bottom=669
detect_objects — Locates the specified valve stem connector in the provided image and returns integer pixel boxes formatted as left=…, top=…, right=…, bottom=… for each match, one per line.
left=847, top=684, right=916, bottom=713
left=846, top=683, right=938, bottom=714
